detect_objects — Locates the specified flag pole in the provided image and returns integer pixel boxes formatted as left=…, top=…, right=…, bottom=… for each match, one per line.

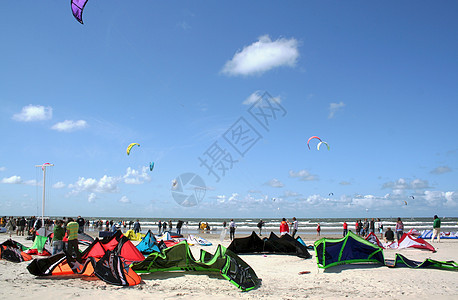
left=35, top=163, right=54, bottom=232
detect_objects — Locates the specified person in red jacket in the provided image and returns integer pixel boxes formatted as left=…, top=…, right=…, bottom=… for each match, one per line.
left=280, top=218, right=289, bottom=235
left=343, top=221, right=348, bottom=237
left=317, top=223, right=321, bottom=236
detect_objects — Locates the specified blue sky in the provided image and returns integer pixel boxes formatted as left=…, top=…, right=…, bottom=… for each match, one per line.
left=1, top=1, right=457, bottom=218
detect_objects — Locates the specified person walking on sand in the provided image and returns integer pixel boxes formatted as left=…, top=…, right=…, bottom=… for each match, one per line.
left=291, top=217, right=299, bottom=238
left=316, top=223, right=321, bottom=237
left=6, top=217, right=15, bottom=236
left=431, top=215, right=441, bottom=243
left=280, top=218, right=289, bottom=236
left=343, top=221, right=348, bottom=237
left=229, top=219, right=236, bottom=240
left=395, top=217, right=404, bottom=241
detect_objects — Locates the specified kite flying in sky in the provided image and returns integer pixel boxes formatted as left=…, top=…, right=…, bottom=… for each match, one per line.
left=71, top=0, right=89, bottom=24
left=317, top=141, right=330, bottom=151
left=307, top=136, right=330, bottom=151
left=149, top=162, right=155, bottom=172
left=127, top=143, right=140, bottom=155
left=307, top=136, right=322, bottom=149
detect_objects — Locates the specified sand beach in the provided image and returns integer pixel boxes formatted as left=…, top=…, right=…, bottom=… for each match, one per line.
left=1, top=230, right=458, bottom=300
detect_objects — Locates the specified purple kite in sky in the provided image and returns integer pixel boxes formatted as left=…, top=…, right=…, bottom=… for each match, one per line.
left=71, top=0, right=89, bottom=24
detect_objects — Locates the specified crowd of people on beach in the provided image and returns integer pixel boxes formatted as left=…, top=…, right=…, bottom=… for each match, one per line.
left=350, top=217, right=403, bottom=243
left=1, top=215, right=444, bottom=246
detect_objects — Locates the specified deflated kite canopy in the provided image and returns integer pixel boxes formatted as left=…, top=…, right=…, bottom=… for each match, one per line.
left=27, top=230, right=144, bottom=278
left=385, top=253, right=458, bottom=271
left=385, top=233, right=436, bottom=252
left=92, top=250, right=142, bottom=286
left=136, top=230, right=161, bottom=254
left=314, top=231, right=385, bottom=269
left=131, top=241, right=260, bottom=291
left=0, top=239, right=32, bottom=263
left=227, top=231, right=312, bottom=259
left=365, top=232, right=385, bottom=249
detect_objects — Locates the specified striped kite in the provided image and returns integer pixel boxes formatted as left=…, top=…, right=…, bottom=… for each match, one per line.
left=71, top=0, right=89, bottom=24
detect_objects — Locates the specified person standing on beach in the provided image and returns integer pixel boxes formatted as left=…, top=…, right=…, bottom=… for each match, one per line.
left=395, top=217, right=404, bottom=241
left=280, top=218, right=289, bottom=236
left=176, top=220, right=183, bottom=235
left=343, top=221, right=348, bottom=237
left=291, top=217, right=299, bottom=238
left=363, top=219, right=369, bottom=237
left=52, top=220, right=65, bottom=255
left=133, top=219, right=141, bottom=234
left=431, top=215, right=441, bottom=242
left=257, top=219, right=265, bottom=236
left=229, top=219, right=236, bottom=240
left=168, top=220, right=172, bottom=232
left=158, top=220, right=162, bottom=234
left=316, top=223, right=321, bottom=237
left=370, top=218, right=375, bottom=234
left=376, top=218, right=383, bottom=239
left=17, top=217, right=26, bottom=236
left=355, top=220, right=360, bottom=236
left=66, top=218, right=82, bottom=269
left=162, top=221, right=167, bottom=233
left=76, top=216, right=85, bottom=234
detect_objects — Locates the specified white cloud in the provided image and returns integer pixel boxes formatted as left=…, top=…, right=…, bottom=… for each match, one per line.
left=283, top=190, right=300, bottom=198
left=69, top=175, right=120, bottom=195
left=382, top=178, right=430, bottom=190
left=289, top=169, right=318, bottom=181
left=243, top=91, right=264, bottom=105
left=328, top=102, right=345, bottom=119
left=216, top=195, right=226, bottom=204
left=119, top=195, right=131, bottom=203
left=444, top=191, right=457, bottom=207
left=243, top=91, right=282, bottom=106
left=430, top=166, right=452, bottom=174
left=24, top=179, right=38, bottom=186
left=177, top=21, right=190, bottom=30
left=88, top=193, right=97, bottom=203
left=12, top=105, right=52, bottom=122
left=2, top=175, right=22, bottom=184
left=53, top=181, right=66, bottom=189
left=1, top=176, right=38, bottom=185
left=265, top=178, right=284, bottom=188
left=51, top=120, right=88, bottom=132
left=222, top=35, right=299, bottom=76
left=123, top=167, right=151, bottom=184
left=0, top=167, right=6, bottom=172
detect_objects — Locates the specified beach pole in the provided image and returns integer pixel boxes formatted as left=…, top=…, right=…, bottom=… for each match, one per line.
left=35, top=163, right=54, bottom=234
